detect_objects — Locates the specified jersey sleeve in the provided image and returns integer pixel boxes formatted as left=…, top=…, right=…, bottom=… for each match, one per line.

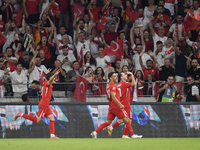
left=124, top=82, right=132, bottom=88
left=110, top=86, right=117, bottom=93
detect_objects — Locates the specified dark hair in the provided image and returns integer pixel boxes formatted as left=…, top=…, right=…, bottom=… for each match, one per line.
left=118, top=72, right=123, bottom=81
left=187, top=75, right=195, bottom=80
left=157, top=5, right=164, bottom=9
left=84, top=51, right=97, bottom=66
left=156, top=41, right=163, bottom=45
left=124, top=42, right=132, bottom=58
left=84, top=66, right=92, bottom=74
left=108, top=72, right=115, bottom=80
left=134, top=37, right=142, bottom=44
left=32, top=80, right=40, bottom=85
left=6, top=47, right=13, bottom=52
left=122, top=65, right=129, bottom=72
left=72, top=60, right=79, bottom=64
left=136, top=44, right=142, bottom=48
left=78, top=19, right=85, bottom=24
left=158, top=0, right=165, bottom=3
left=46, top=72, right=54, bottom=81
left=16, top=62, right=23, bottom=66
left=146, top=59, right=153, bottom=64
left=22, top=93, right=29, bottom=102
left=38, top=35, right=48, bottom=47
left=124, top=0, right=134, bottom=10
left=135, top=70, right=144, bottom=80
left=95, top=67, right=105, bottom=76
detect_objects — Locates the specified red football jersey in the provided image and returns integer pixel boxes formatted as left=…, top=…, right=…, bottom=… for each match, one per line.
left=106, top=82, right=121, bottom=110
left=39, top=81, right=53, bottom=107
left=117, top=81, right=132, bottom=108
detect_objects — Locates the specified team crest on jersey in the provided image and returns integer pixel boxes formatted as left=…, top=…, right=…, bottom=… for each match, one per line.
left=113, top=87, right=116, bottom=90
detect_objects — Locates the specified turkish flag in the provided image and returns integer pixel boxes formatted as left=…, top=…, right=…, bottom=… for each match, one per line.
left=78, top=47, right=83, bottom=66
left=101, top=38, right=124, bottom=59
left=39, top=71, right=46, bottom=85
left=7, top=61, right=17, bottom=72
left=125, top=5, right=141, bottom=22
left=15, top=8, right=24, bottom=26
left=0, top=31, right=7, bottom=45
left=103, top=2, right=113, bottom=17
left=74, top=75, right=89, bottom=102
left=184, top=15, right=199, bottom=33
left=97, top=17, right=106, bottom=32
left=154, top=82, right=182, bottom=102
left=49, top=4, right=60, bottom=22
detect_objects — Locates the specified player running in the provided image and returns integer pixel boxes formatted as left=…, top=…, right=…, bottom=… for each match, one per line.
left=91, top=72, right=136, bottom=138
left=13, top=69, right=60, bottom=139
left=107, top=72, right=143, bottom=138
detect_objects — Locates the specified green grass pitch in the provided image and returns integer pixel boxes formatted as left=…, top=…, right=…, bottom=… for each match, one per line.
left=0, top=138, right=199, bottom=150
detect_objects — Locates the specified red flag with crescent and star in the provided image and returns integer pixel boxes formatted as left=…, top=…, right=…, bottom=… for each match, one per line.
left=78, top=47, right=84, bottom=66
left=39, top=71, right=46, bottom=85
left=101, top=38, right=124, bottom=59
left=74, top=75, right=89, bottom=102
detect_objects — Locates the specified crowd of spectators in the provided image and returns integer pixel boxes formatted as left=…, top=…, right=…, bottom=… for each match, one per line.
left=0, top=0, right=200, bottom=101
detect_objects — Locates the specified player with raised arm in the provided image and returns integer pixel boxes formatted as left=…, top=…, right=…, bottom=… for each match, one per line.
left=107, top=72, right=143, bottom=138
left=91, top=72, right=136, bottom=138
left=13, top=69, right=60, bottom=139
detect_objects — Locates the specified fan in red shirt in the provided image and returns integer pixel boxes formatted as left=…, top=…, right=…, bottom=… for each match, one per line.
left=139, top=51, right=158, bottom=80
left=107, top=72, right=143, bottom=138
left=91, top=72, right=138, bottom=138
left=13, top=69, right=60, bottom=139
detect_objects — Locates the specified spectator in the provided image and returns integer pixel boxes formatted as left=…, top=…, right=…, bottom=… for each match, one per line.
left=75, top=22, right=95, bottom=57
left=186, top=58, right=200, bottom=82
left=36, top=35, right=51, bottom=59
left=187, top=0, right=200, bottom=22
left=65, top=60, right=82, bottom=100
left=157, top=75, right=184, bottom=102
left=83, top=66, right=96, bottom=96
left=56, top=0, right=70, bottom=30
left=0, top=60, right=9, bottom=97
left=23, top=0, right=40, bottom=24
left=104, top=24, right=119, bottom=45
left=143, top=73, right=155, bottom=96
left=149, top=16, right=167, bottom=51
left=83, top=51, right=96, bottom=72
left=186, top=75, right=200, bottom=102
left=154, top=41, right=164, bottom=67
left=14, top=43, right=31, bottom=69
left=153, top=0, right=171, bottom=19
left=21, top=93, right=29, bottom=102
left=4, top=62, right=35, bottom=98
left=164, top=0, right=178, bottom=18
left=57, top=45, right=76, bottom=73
left=38, top=50, right=53, bottom=69
left=0, top=47, right=18, bottom=64
left=123, top=42, right=133, bottom=67
left=134, top=70, right=144, bottom=97
left=93, top=67, right=106, bottom=95
left=151, top=5, right=170, bottom=35
left=0, top=0, right=15, bottom=23
left=133, top=44, right=152, bottom=72
left=139, top=51, right=158, bottom=80
left=2, top=22, right=20, bottom=53
left=54, top=26, right=73, bottom=45
left=178, top=0, right=191, bottom=18
left=41, top=13, right=51, bottom=28
left=105, top=7, right=120, bottom=32
left=167, top=14, right=186, bottom=51
left=95, top=46, right=111, bottom=72
left=134, top=8, right=150, bottom=37
left=87, top=0, right=103, bottom=23
left=162, top=37, right=175, bottom=64
left=144, top=0, right=157, bottom=20
left=53, top=27, right=74, bottom=55
left=143, top=29, right=154, bottom=52
left=51, top=59, right=66, bottom=98
left=155, top=58, right=175, bottom=82
left=28, top=56, right=48, bottom=97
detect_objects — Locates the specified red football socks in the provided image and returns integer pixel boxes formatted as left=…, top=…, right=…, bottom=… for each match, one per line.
left=22, top=114, right=37, bottom=123
left=95, top=122, right=109, bottom=133
left=123, top=126, right=128, bottom=136
left=125, top=121, right=134, bottom=136
left=49, top=120, right=55, bottom=134
left=112, top=121, right=120, bottom=128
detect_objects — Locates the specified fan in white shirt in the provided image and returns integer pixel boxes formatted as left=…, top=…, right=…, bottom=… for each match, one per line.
left=4, top=62, right=35, bottom=98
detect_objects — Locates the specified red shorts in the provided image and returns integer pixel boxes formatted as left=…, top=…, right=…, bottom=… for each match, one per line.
left=107, top=108, right=127, bottom=120
left=37, top=106, right=52, bottom=118
left=125, top=107, right=132, bottom=119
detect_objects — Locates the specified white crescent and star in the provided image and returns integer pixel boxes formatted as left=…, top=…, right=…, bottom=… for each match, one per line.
left=79, top=82, right=85, bottom=93
left=111, top=42, right=119, bottom=52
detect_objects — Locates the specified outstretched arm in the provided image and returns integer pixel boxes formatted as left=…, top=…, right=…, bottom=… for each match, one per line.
left=48, top=69, right=60, bottom=85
